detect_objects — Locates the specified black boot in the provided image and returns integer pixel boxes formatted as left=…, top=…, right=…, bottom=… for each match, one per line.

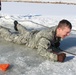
left=14, top=20, right=18, bottom=31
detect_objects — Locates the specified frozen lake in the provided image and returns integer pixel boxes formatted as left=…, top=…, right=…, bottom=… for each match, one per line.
left=0, top=32, right=75, bottom=75
left=0, top=2, right=76, bottom=75
left=1, top=2, right=76, bottom=16
left=60, top=32, right=76, bottom=54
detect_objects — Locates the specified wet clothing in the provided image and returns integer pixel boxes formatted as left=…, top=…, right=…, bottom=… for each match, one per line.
left=0, top=24, right=61, bottom=61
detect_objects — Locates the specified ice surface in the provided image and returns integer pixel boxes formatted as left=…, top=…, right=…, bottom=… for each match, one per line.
left=0, top=36, right=75, bottom=75
left=0, top=2, right=76, bottom=75
left=60, top=32, right=76, bottom=54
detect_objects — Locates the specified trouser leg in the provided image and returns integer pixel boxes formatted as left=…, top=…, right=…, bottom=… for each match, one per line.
left=0, top=26, right=12, bottom=41
left=0, top=26, right=30, bottom=45
left=16, top=23, right=29, bottom=34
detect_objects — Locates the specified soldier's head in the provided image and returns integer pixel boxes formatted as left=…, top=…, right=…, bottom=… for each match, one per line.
left=56, top=19, right=72, bottom=39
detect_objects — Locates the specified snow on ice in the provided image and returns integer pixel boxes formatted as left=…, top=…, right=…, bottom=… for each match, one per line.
left=0, top=2, right=76, bottom=75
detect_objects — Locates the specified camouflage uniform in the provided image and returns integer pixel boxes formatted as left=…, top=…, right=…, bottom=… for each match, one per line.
left=0, top=24, right=61, bottom=61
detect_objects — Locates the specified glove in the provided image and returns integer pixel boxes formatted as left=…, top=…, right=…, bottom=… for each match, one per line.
left=57, top=53, right=66, bottom=62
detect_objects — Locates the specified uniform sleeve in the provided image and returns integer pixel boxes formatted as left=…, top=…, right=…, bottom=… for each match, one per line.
left=37, top=38, right=57, bottom=61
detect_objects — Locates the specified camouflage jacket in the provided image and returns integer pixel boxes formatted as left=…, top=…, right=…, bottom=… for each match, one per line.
left=0, top=25, right=61, bottom=61
left=27, top=26, right=61, bottom=60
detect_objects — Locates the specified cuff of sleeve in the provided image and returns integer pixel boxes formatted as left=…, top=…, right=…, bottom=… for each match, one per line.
left=50, top=53, right=58, bottom=61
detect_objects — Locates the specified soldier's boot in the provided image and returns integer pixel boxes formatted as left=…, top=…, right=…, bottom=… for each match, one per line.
left=14, top=20, right=29, bottom=34
left=14, top=20, right=18, bottom=31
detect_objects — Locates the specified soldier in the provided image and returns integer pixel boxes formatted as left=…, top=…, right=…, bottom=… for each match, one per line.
left=0, top=19, right=72, bottom=62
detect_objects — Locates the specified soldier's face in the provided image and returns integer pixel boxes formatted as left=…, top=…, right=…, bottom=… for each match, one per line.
left=58, top=27, right=71, bottom=39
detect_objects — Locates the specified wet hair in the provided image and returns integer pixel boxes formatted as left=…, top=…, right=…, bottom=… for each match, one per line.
left=57, top=19, right=72, bottom=29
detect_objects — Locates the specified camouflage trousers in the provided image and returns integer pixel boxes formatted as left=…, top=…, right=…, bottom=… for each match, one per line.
left=0, top=25, right=58, bottom=61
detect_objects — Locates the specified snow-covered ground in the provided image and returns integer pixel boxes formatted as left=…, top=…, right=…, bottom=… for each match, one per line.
left=0, top=2, right=76, bottom=75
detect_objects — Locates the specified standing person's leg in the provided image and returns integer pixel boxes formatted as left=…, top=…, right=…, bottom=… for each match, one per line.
left=0, top=0, right=1, bottom=10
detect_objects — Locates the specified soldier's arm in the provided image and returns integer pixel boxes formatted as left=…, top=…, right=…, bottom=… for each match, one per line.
left=37, top=38, right=58, bottom=61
